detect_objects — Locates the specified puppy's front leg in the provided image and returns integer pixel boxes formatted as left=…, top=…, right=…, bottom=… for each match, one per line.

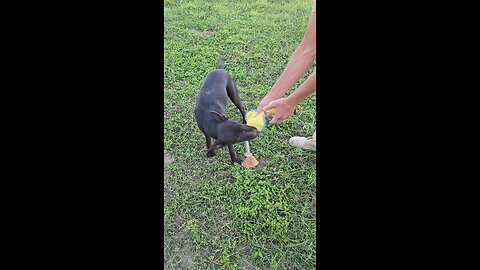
left=227, top=144, right=241, bottom=164
left=207, top=141, right=224, bottom=157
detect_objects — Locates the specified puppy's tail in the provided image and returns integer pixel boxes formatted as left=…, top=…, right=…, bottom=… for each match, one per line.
left=216, top=51, right=226, bottom=69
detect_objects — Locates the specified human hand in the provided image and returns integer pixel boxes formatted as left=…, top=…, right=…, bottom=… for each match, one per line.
left=255, top=95, right=278, bottom=119
left=261, top=97, right=297, bottom=125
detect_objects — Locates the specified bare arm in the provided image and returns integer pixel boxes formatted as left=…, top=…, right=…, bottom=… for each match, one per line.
left=262, top=70, right=316, bottom=124
left=286, top=70, right=316, bottom=105
left=256, top=10, right=316, bottom=115
left=268, top=13, right=316, bottom=99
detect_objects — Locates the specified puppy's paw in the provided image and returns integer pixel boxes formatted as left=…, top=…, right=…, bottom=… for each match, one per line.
left=207, top=151, right=215, bottom=158
left=231, top=157, right=242, bottom=165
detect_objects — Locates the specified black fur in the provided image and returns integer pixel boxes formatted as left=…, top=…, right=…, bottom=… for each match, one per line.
left=194, top=54, right=258, bottom=164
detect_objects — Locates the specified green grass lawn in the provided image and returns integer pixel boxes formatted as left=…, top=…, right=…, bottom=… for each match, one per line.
left=164, top=0, right=316, bottom=269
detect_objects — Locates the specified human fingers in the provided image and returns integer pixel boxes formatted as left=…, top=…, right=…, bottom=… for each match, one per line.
left=270, top=115, right=285, bottom=125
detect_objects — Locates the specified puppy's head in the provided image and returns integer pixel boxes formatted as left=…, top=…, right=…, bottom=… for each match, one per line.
left=210, top=111, right=259, bottom=144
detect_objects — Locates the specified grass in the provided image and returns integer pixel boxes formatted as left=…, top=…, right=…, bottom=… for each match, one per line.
left=164, top=0, right=316, bottom=269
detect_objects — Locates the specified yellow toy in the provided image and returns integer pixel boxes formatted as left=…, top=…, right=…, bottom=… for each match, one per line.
left=244, top=107, right=277, bottom=132
left=242, top=103, right=276, bottom=168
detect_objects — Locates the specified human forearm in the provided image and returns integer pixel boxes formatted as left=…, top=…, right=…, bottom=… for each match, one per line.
left=268, top=47, right=316, bottom=98
left=260, top=70, right=316, bottom=124
left=255, top=9, right=316, bottom=118
left=267, top=11, right=316, bottom=99
left=285, top=70, right=316, bottom=105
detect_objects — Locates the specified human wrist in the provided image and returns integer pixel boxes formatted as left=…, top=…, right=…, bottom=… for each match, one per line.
left=266, top=88, right=285, bottom=100
left=285, top=94, right=301, bottom=106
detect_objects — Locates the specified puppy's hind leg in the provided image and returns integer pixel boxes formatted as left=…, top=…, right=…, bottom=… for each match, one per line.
left=205, top=135, right=214, bottom=157
left=226, top=77, right=247, bottom=124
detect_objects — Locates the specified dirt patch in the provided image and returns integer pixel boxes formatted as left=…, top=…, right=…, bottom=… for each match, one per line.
left=164, top=152, right=174, bottom=166
left=254, top=160, right=267, bottom=169
left=236, top=244, right=255, bottom=270
left=164, top=230, right=195, bottom=270
left=191, top=29, right=214, bottom=36
left=176, top=80, right=186, bottom=86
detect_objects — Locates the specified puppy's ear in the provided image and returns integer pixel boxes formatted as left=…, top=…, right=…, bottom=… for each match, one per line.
left=210, top=111, right=228, bottom=122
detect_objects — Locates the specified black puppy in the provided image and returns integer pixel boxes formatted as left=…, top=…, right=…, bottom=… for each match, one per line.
left=194, top=54, right=258, bottom=164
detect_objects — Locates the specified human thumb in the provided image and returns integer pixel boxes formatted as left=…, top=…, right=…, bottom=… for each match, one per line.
left=254, top=106, right=264, bottom=117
